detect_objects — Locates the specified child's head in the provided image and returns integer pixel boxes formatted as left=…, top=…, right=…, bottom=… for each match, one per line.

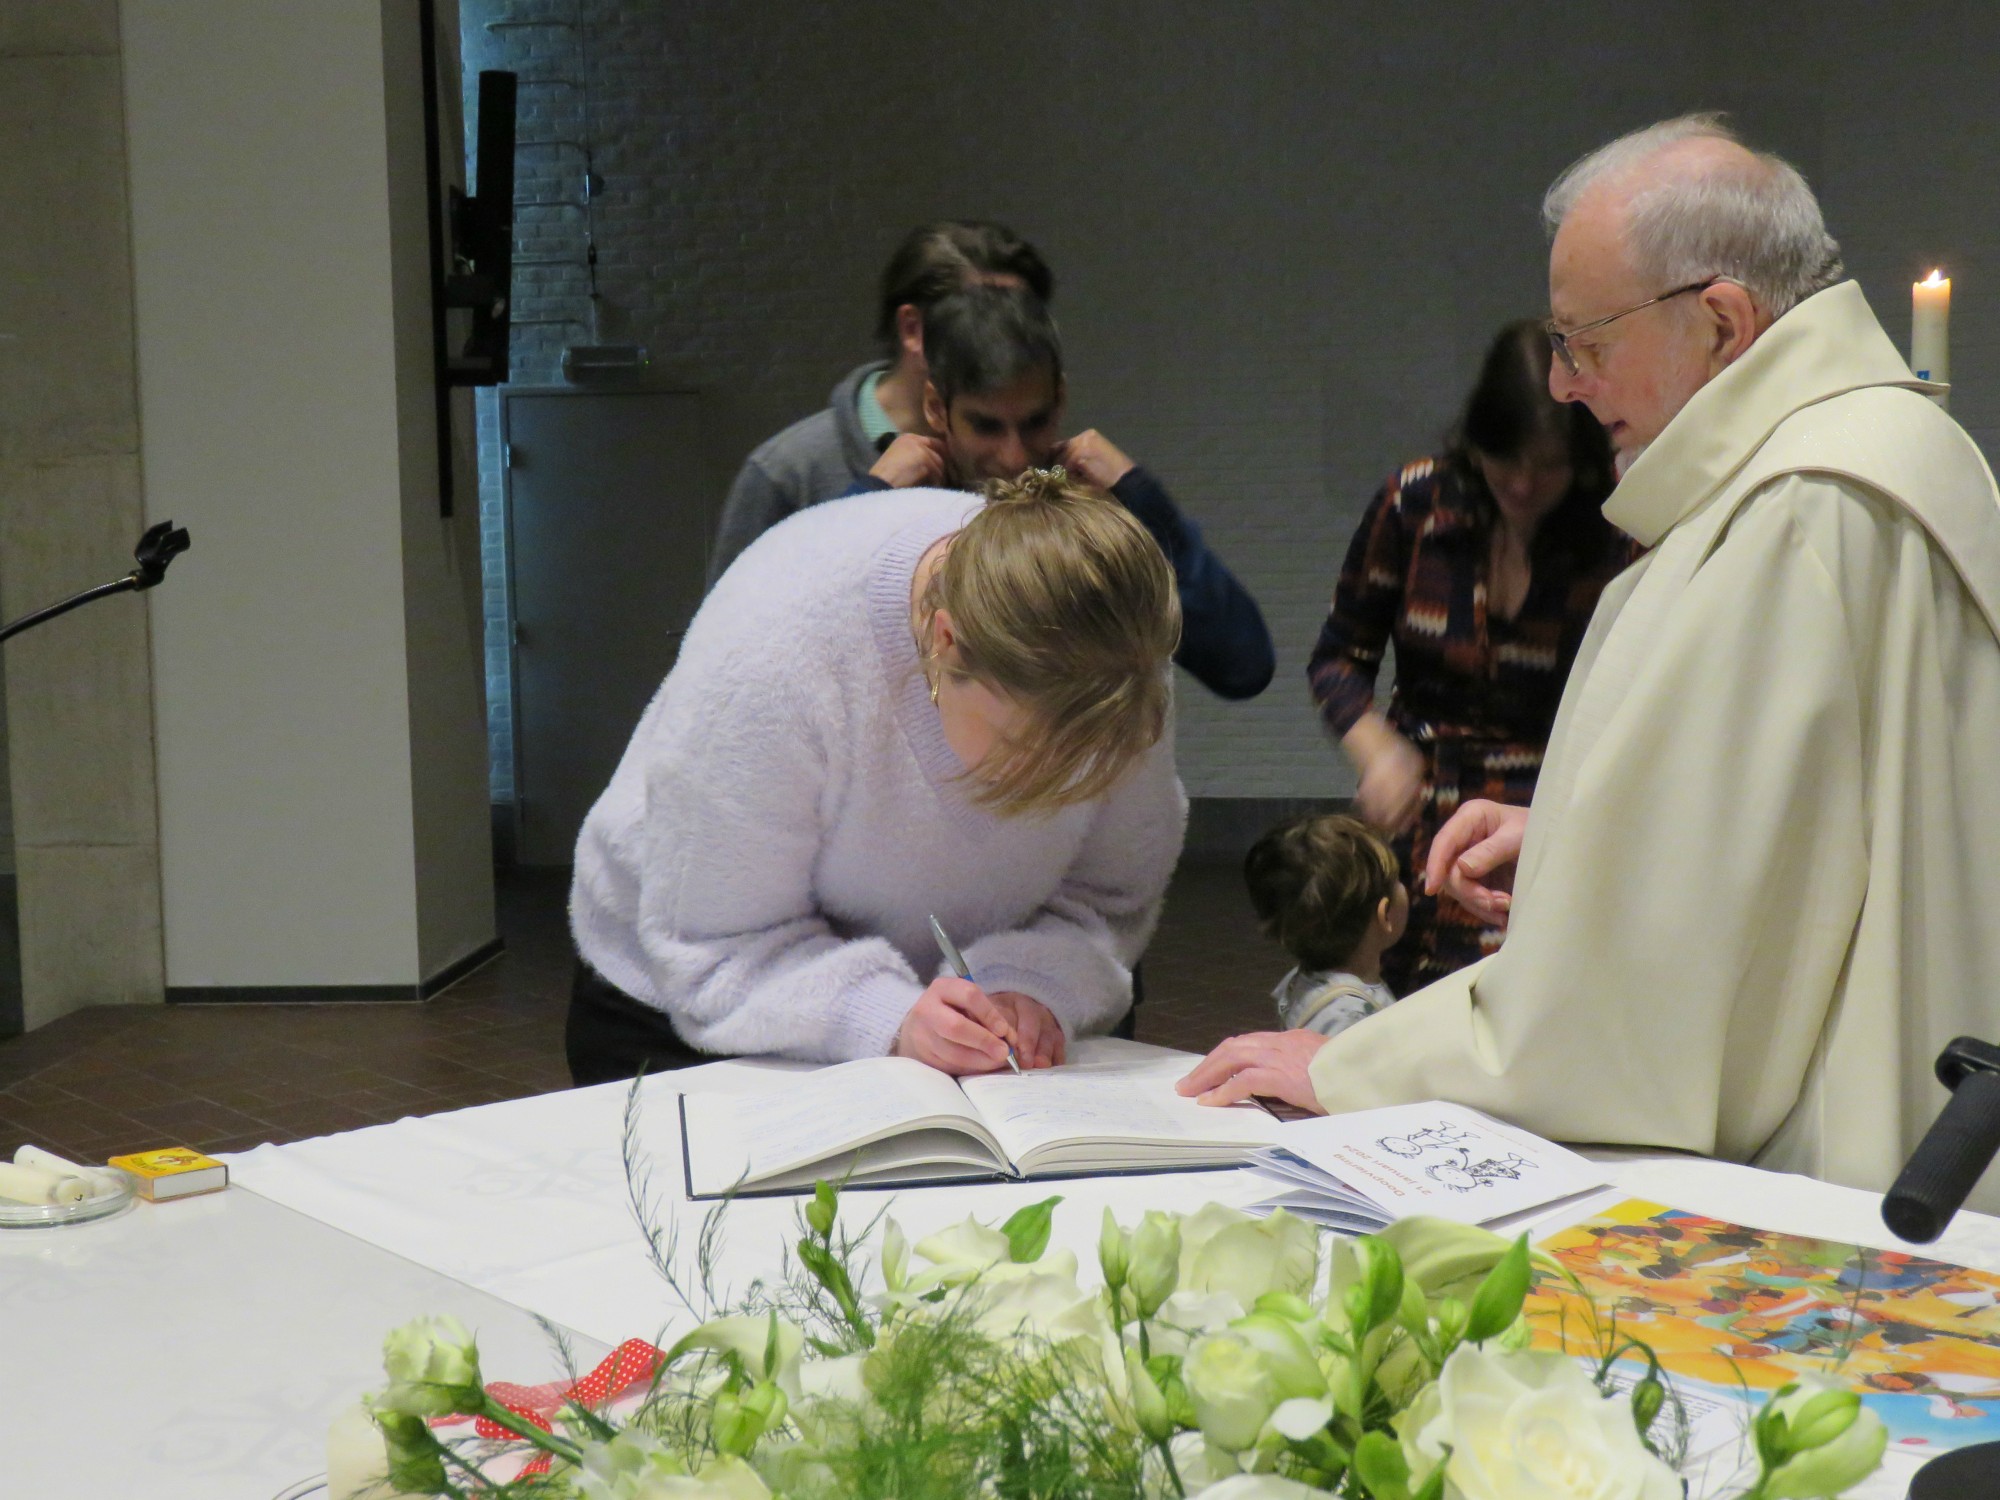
left=1243, top=814, right=1407, bottom=972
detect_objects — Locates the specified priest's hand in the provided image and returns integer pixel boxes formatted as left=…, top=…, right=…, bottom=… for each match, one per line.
left=870, top=433, right=949, bottom=488
left=1424, top=798, right=1527, bottom=924
left=1175, top=1030, right=1329, bottom=1112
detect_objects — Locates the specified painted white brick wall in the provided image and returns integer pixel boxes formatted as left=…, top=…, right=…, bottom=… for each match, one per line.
left=462, top=0, right=1999, bottom=804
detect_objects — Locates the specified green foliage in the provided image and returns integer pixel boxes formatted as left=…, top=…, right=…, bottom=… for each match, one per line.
left=1462, top=1234, right=1531, bottom=1345
left=1002, top=1196, right=1063, bottom=1264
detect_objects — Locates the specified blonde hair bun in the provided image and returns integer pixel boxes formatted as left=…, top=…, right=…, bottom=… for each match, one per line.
left=982, top=465, right=1076, bottom=506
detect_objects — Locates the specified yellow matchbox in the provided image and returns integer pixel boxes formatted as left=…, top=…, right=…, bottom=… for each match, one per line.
left=107, top=1146, right=228, bottom=1201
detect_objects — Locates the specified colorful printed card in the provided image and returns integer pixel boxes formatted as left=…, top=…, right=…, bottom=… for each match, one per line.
left=1528, top=1198, right=2000, bottom=1456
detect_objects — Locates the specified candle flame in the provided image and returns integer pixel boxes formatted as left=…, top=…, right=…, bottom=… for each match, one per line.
left=1921, top=269, right=1947, bottom=287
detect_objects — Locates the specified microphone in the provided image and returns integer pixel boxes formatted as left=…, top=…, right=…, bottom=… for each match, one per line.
left=1881, top=1036, right=2000, bottom=1244
left=0, top=521, right=190, bottom=646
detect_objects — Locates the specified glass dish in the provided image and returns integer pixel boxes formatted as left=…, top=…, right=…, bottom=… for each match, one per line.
left=0, top=1169, right=137, bottom=1229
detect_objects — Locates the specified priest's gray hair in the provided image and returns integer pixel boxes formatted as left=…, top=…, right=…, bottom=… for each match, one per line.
left=1543, top=113, right=1844, bottom=317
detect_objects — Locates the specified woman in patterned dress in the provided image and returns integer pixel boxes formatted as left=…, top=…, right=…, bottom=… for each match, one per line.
left=1309, top=320, right=1640, bottom=994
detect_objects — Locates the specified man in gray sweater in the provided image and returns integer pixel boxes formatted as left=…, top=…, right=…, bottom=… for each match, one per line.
left=706, top=221, right=1053, bottom=586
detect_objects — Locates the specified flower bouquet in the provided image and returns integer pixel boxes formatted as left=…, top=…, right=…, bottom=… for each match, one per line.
left=353, top=1163, right=1886, bottom=1500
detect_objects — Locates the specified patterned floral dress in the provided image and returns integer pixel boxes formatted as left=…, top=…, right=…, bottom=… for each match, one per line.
left=1308, top=456, right=1641, bottom=994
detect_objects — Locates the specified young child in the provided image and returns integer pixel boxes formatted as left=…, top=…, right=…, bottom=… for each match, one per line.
left=1243, top=813, right=1409, bottom=1039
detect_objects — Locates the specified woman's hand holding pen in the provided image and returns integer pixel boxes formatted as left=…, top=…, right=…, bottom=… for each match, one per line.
left=893, top=979, right=1064, bottom=1074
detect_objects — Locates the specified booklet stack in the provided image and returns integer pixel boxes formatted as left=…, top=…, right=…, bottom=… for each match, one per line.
left=1239, top=1100, right=1608, bottom=1232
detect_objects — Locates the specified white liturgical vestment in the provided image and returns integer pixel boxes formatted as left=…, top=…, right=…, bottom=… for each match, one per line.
left=1308, top=281, right=2000, bottom=1207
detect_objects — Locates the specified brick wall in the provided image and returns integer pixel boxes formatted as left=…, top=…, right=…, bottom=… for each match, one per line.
left=461, top=0, right=1998, bottom=803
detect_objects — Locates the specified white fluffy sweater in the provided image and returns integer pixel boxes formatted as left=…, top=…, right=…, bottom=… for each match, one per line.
left=570, top=489, right=1188, bottom=1062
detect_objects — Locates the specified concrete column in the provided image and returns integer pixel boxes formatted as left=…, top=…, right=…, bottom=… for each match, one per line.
left=0, top=0, right=166, bottom=1031
left=121, top=0, right=495, bottom=1000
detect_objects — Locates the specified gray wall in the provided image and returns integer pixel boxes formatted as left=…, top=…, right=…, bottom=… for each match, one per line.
left=466, top=0, right=1999, bottom=801
left=0, top=0, right=167, bottom=1029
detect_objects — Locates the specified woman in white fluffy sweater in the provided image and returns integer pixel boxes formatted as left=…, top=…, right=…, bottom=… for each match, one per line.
left=567, top=468, right=1187, bottom=1085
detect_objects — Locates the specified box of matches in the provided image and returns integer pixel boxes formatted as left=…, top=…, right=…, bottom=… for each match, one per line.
left=107, top=1147, right=228, bottom=1201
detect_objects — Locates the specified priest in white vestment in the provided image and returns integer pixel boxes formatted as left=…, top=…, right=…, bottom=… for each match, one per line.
left=1182, top=114, right=2000, bottom=1207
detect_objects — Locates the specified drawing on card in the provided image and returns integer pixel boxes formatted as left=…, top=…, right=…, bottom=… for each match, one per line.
left=1425, top=1147, right=1533, bottom=1193
left=1377, top=1121, right=1479, bottom=1157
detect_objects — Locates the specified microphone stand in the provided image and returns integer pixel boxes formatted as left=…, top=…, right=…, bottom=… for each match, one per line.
left=0, top=521, right=189, bottom=644
left=1881, top=1036, right=2000, bottom=1499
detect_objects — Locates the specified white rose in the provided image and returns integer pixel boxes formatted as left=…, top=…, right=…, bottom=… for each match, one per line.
left=381, top=1314, right=481, bottom=1388
left=1407, top=1346, right=1680, bottom=1500
left=376, top=1314, right=483, bottom=1415
left=1184, top=1330, right=1282, bottom=1452
left=1179, top=1205, right=1318, bottom=1310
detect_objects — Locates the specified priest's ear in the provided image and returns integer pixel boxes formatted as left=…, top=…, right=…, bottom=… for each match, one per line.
left=1698, top=278, right=1768, bottom=373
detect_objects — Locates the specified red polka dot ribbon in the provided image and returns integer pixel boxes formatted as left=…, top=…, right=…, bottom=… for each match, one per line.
left=431, top=1338, right=665, bottom=1475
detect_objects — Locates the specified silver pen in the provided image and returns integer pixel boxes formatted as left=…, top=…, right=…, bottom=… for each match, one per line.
left=928, top=913, right=1023, bottom=1074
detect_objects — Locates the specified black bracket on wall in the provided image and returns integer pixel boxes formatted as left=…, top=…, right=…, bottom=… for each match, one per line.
left=419, top=0, right=517, bottom=515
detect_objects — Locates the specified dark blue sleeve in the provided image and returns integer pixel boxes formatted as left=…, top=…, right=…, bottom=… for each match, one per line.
left=835, top=474, right=893, bottom=500
left=1111, top=466, right=1275, bottom=700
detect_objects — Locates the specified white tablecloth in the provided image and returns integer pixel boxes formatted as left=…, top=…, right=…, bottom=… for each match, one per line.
left=0, top=1185, right=610, bottom=1500
left=225, top=1039, right=2000, bottom=1499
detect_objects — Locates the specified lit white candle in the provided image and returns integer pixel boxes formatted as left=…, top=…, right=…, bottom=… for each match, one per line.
left=1912, top=269, right=1950, bottom=397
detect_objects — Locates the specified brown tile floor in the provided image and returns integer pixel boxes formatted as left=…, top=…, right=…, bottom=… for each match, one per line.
left=0, top=859, right=1278, bottom=1164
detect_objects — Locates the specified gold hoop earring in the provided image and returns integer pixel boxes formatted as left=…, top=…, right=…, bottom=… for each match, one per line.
left=928, top=674, right=941, bottom=707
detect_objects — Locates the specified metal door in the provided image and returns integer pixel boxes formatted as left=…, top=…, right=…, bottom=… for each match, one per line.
left=503, top=389, right=712, bottom=866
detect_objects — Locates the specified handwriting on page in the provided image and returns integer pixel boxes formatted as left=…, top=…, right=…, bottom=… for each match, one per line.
left=962, top=1064, right=1277, bottom=1155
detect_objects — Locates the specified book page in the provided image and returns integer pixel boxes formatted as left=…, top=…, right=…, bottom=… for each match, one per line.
left=681, top=1056, right=1004, bottom=1195
left=1250, top=1101, right=1606, bottom=1225
left=959, top=1050, right=1283, bottom=1174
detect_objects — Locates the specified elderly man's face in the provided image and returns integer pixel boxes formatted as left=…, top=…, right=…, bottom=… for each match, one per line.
left=1546, top=192, right=1714, bottom=469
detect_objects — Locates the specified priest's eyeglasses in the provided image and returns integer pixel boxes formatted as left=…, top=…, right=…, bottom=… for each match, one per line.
left=1545, top=276, right=1726, bottom=376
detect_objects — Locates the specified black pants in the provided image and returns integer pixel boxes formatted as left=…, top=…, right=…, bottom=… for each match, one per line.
left=565, top=954, right=1143, bottom=1085
left=566, top=959, right=732, bottom=1086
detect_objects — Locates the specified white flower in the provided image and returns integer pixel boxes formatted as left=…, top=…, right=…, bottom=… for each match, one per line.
left=1179, top=1204, right=1318, bottom=1310
left=574, top=1432, right=771, bottom=1500
left=798, top=1353, right=868, bottom=1406
left=963, top=1253, right=1111, bottom=1349
left=1183, top=1319, right=1324, bottom=1454
left=1759, top=1376, right=1888, bottom=1498
left=1130, top=1210, right=1183, bottom=1316
left=382, top=1314, right=480, bottom=1387
left=1373, top=1216, right=1514, bottom=1301
left=1144, top=1288, right=1250, bottom=1356
left=1184, top=1330, right=1280, bottom=1451
left=880, top=1218, right=911, bottom=1292
left=665, top=1314, right=805, bottom=1403
left=376, top=1314, right=483, bottom=1415
left=1406, top=1345, right=1680, bottom=1500
left=910, top=1215, right=1013, bottom=1288
left=1141, top=1431, right=1237, bottom=1499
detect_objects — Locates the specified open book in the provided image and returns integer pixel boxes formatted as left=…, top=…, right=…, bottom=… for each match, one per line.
left=678, top=1042, right=1283, bottom=1198
left=1241, top=1101, right=1608, bottom=1232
